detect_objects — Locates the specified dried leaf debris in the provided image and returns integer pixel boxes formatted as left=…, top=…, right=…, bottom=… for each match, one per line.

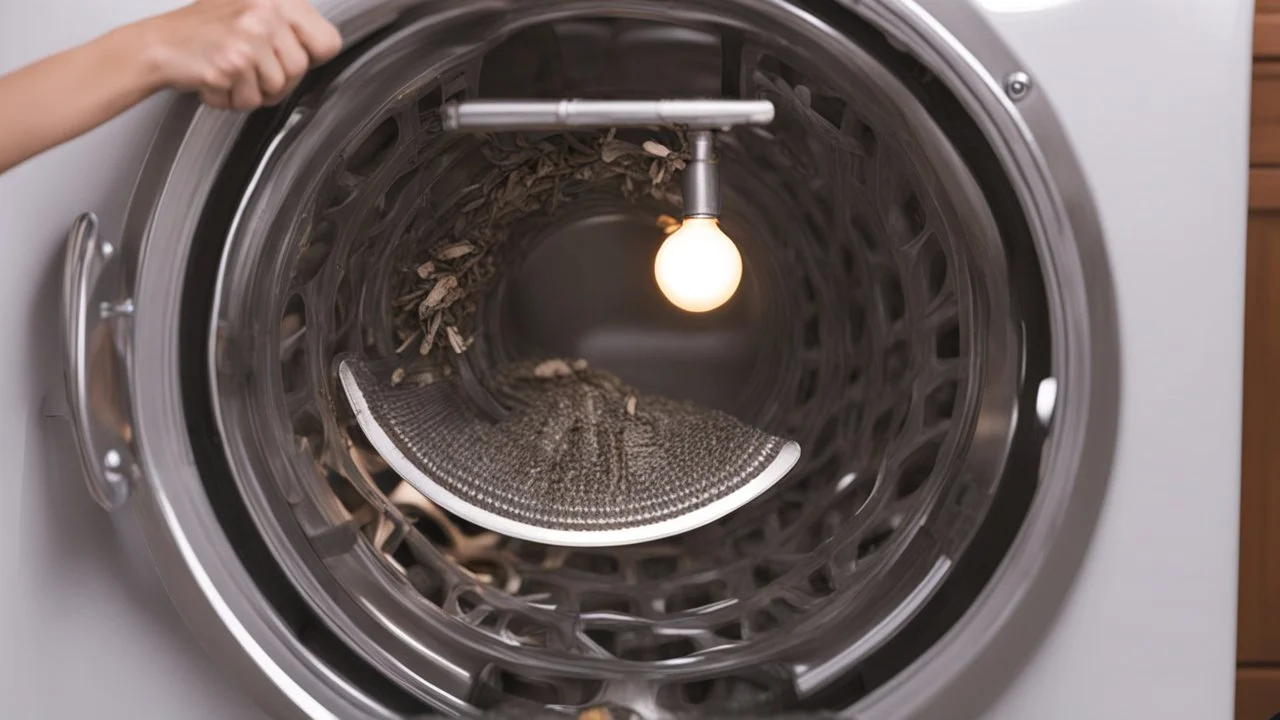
left=390, top=129, right=690, bottom=387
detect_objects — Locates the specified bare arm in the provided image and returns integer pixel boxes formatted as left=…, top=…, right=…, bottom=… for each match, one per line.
left=0, top=25, right=162, bottom=174
left=0, top=0, right=342, bottom=174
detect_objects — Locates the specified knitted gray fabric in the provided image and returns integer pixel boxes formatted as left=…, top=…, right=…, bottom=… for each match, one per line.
left=339, top=355, right=800, bottom=545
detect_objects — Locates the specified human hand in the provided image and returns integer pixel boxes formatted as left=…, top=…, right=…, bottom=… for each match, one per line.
left=138, top=0, right=342, bottom=111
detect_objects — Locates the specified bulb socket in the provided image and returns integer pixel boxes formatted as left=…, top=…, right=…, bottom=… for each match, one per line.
left=682, top=130, right=720, bottom=218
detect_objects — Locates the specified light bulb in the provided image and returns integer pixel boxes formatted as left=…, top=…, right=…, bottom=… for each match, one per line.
left=654, top=217, right=743, bottom=313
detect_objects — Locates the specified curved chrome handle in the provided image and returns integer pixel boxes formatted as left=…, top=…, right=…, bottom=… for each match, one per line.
left=62, top=212, right=139, bottom=512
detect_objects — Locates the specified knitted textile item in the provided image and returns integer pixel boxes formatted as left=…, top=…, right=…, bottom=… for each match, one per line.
left=339, top=355, right=800, bottom=547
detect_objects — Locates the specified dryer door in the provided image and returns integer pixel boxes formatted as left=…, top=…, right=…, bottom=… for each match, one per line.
left=62, top=1, right=1118, bottom=718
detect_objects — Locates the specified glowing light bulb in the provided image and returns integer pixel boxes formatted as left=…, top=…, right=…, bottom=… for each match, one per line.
left=654, top=217, right=743, bottom=313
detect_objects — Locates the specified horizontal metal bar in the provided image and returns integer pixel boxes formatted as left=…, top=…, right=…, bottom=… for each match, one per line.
left=440, top=98, right=775, bottom=131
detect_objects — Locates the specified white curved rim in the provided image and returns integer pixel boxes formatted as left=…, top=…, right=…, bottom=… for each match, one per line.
left=339, top=360, right=802, bottom=547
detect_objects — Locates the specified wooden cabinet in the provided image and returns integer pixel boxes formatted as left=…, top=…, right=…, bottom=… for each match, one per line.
left=1260, top=0, right=1280, bottom=58
left=1253, top=65, right=1280, bottom=166
left=1239, top=669, right=1280, bottom=720
left=1241, top=213, right=1280, bottom=666
left=1242, top=4, right=1280, bottom=718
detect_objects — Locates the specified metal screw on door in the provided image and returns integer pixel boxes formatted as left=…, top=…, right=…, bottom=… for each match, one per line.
left=1004, top=71, right=1032, bottom=101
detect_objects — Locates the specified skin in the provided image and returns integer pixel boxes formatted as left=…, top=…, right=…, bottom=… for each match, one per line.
left=0, top=0, right=342, bottom=174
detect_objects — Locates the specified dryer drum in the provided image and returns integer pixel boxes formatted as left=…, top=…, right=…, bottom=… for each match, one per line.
left=183, top=1, right=1086, bottom=718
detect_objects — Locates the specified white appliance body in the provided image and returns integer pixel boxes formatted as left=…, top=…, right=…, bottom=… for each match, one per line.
left=0, top=0, right=1249, bottom=718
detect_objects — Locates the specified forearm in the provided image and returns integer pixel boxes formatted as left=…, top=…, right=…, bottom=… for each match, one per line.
left=0, top=23, right=164, bottom=174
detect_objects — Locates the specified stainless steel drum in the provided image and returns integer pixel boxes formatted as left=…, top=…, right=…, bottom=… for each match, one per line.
left=62, top=1, right=1118, bottom=718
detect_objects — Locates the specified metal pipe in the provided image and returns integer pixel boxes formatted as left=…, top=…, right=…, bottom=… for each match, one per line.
left=441, top=98, right=775, bottom=131
left=682, top=130, right=720, bottom=218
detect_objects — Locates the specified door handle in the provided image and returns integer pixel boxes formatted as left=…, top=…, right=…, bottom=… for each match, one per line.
left=62, top=212, right=140, bottom=512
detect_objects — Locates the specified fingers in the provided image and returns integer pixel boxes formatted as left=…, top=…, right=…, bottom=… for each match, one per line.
left=253, top=44, right=288, bottom=106
left=223, top=24, right=299, bottom=110
left=265, top=31, right=308, bottom=105
left=200, top=87, right=234, bottom=111
left=285, top=1, right=343, bottom=65
left=175, top=0, right=342, bottom=113
left=230, top=3, right=338, bottom=110
left=229, top=73, right=264, bottom=111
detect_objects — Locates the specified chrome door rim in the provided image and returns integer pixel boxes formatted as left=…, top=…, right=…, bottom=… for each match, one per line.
left=107, top=0, right=1117, bottom=717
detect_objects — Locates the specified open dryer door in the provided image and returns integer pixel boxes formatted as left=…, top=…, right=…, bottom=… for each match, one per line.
left=61, top=1, right=1118, bottom=718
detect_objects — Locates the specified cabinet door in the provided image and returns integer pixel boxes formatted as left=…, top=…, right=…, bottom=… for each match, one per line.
left=1259, top=0, right=1280, bottom=58
left=1241, top=7, right=1280, bottom=719
left=1255, top=64, right=1280, bottom=165
left=1238, top=668, right=1280, bottom=719
left=1241, top=211, right=1280, bottom=665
